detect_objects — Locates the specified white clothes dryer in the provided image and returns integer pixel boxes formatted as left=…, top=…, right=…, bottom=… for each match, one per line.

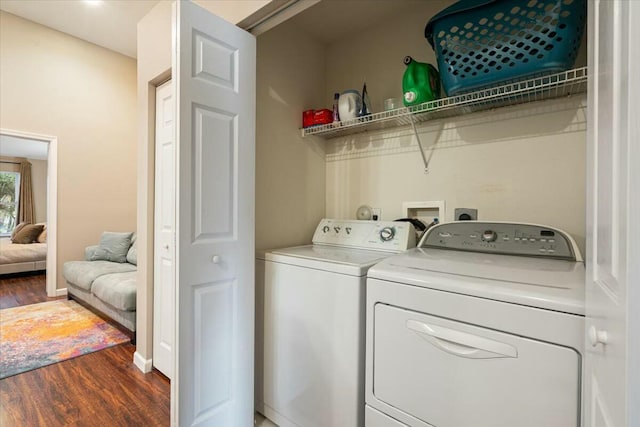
left=365, top=221, right=585, bottom=427
left=256, top=219, right=416, bottom=427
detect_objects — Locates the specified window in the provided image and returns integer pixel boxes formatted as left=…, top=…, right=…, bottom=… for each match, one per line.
left=0, top=171, right=20, bottom=235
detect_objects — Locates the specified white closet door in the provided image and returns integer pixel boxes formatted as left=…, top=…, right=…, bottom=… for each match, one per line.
left=584, top=1, right=640, bottom=426
left=154, top=80, right=175, bottom=379
left=173, top=1, right=256, bottom=426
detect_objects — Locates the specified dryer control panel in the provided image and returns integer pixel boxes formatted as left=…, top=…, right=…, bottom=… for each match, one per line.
left=420, top=221, right=581, bottom=261
left=312, top=219, right=416, bottom=253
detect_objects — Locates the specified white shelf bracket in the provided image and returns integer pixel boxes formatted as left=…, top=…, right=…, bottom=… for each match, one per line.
left=410, top=114, right=429, bottom=174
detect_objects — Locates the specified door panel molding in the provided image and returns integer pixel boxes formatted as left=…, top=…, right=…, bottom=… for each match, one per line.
left=173, top=2, right=256, bottom=425
left=153, top=79, right=175, bottom=379
left=585, top=1, right=639, bottom=426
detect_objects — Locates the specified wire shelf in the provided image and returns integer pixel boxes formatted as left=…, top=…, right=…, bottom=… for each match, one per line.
left=301, top=66, right=588, bottom=139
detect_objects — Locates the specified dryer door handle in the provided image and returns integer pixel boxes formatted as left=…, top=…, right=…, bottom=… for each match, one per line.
left=406, top=319, right=518, bottom=359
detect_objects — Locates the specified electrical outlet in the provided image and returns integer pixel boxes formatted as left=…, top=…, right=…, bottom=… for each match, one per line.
left=371, top=208, right=382, bottom=221
left=454, top=208, right=478, bottom=221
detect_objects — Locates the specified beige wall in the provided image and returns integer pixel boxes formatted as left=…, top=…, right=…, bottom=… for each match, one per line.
left=30, top=158, right=48, bottom=224
left=0, top=12, right=137, bottom=288
left=325, top=99, right=587, bottom=253
left=136, top=0, right=172, bottom=365
left=319, top=1, right=587, bottom=254
left=255, top=19, right=326, bottom=251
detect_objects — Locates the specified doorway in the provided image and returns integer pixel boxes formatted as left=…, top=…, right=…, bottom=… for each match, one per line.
left=0, top=128, right=57, bottom=298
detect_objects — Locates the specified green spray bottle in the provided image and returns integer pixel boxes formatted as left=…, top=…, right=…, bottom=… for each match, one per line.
left=402, top=56, right=441, bottom=107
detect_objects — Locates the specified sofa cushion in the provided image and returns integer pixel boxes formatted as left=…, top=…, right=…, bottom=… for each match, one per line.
left=63, top=260, right=137, bottom=291
left=126, top=234, right=137, bottom=265
left=91, top=271, right=137, bottom=312
left=89, top=232, right=133, bottom=263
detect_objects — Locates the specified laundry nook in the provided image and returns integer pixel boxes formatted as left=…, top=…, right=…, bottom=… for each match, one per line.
left=0, top=0, right=637, bottom=426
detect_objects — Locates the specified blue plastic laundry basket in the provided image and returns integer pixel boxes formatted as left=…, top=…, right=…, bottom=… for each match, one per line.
left=425, top=0, right=586, bottom=96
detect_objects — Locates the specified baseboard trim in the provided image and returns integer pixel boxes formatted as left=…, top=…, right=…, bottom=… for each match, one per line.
left=133, top=351, right=153, bottom=373
left=55, top=287, right=67, bottom=297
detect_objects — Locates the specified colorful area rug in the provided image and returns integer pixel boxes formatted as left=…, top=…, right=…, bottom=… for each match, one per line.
left=0, top=300, right=129, bottom=379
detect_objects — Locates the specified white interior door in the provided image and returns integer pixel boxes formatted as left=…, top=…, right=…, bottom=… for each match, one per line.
left=154, top=80, right=175, bottom=379
left=173, top=1, right=256, bottom=426
left=584, top=1, right=640, bottom=426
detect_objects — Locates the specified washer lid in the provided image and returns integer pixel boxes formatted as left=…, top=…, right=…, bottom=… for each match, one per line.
left=368, top=247, right=585, bottom=315
left=265, top=244, right=391, bottom=276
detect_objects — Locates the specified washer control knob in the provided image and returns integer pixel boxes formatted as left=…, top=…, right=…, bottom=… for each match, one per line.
left=482, top=230, right=498, bottom=242
left=380, top=227, right=395, bottom=242
left=322, top=226, right=330, bottom=233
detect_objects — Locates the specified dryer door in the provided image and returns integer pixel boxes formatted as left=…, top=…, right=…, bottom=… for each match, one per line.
left=373, top=303, right=580, bottom=427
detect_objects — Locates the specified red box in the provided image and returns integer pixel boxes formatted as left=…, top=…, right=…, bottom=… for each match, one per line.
left=302, top=110, right=314, bottom=128
left=312, top=109, right=333, bottom=125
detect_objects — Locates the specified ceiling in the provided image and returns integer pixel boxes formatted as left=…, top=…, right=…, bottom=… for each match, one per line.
left=0, top=0, right=435, bottom=58
left=0, top=135, right=49, bottom=160
left=0, top=0, right=161, bottom=58
left=290, top=0, right=434, bottom=45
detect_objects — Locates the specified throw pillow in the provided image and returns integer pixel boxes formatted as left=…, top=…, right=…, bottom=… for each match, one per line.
left=37, top=228, right=47, bottom=243
left=126, top=233, right=137, bottom=265
left=84, top=245, right=99, bottom=260
left=11, top=222, right=29, bottom=239
left=11, top=224, right=45, bottom=244
left=89, top=232, right=134, bottom=263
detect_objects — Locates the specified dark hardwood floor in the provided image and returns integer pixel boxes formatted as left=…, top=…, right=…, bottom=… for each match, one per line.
left=0, top=273, right=171, bottom=426
left=0, top=271, right=63, bottom=309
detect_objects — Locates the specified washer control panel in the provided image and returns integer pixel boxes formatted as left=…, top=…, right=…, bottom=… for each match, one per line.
left=420, top=221, right=580, bottom=261
left=312, top=219, right=416, bottom=252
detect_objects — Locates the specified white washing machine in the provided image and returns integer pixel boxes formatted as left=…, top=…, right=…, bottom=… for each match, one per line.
left=364, top=221, right=585, bottom=427
left=256, top=219, right=416, bottom=427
